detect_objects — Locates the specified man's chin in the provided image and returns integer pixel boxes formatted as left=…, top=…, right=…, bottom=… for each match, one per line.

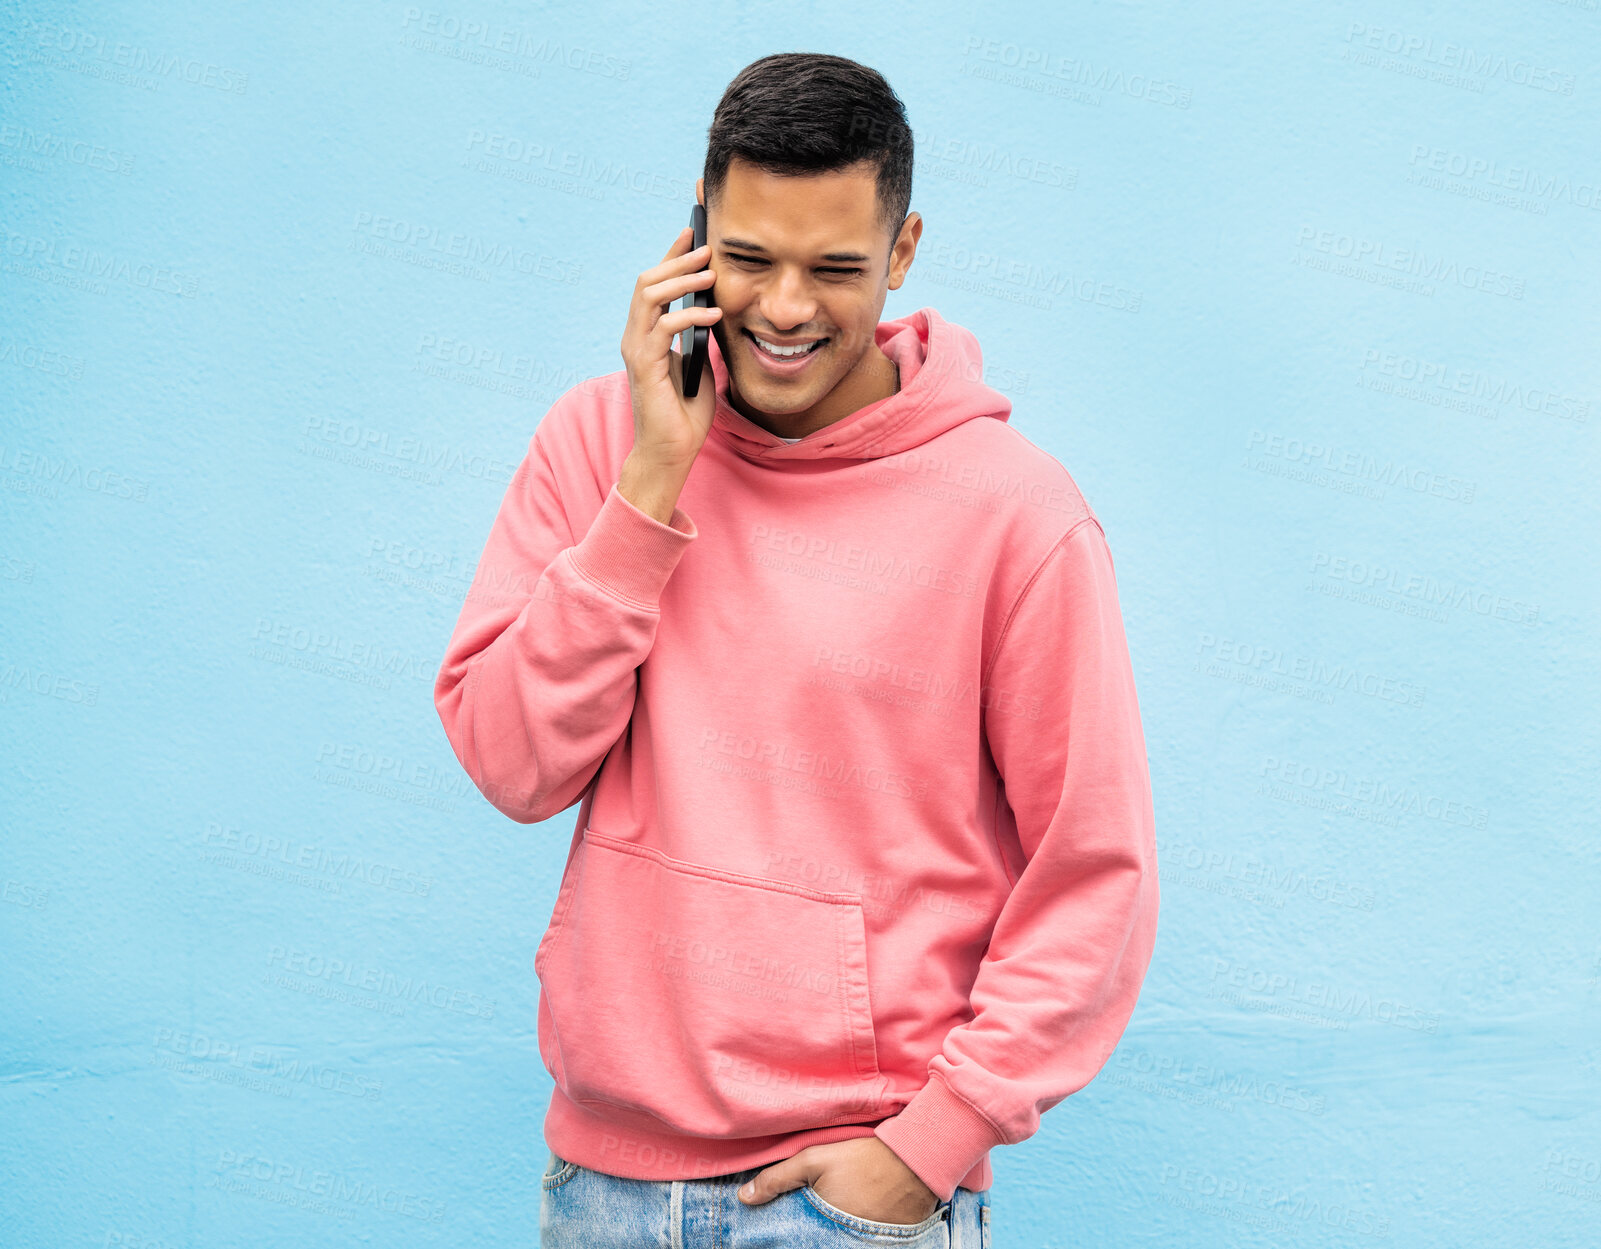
left=727, top=366, right=822, bottom=417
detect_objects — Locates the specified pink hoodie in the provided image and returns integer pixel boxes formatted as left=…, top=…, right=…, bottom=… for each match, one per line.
left=433, top=307, right=1159, bottom=1202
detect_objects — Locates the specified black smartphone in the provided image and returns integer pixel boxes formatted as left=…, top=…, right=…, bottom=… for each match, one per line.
left=680, top=202, right=712, bottom=398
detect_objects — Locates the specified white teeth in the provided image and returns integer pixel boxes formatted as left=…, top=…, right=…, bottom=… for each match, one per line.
left=753, top=335, right=822, bottom=358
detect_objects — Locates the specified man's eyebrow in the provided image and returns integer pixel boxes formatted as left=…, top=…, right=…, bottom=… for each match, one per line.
left=719, top=237, right=872, bottom=264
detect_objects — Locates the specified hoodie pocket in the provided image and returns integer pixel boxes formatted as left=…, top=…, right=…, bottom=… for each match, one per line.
left=537, top=829, right=886, bottom=1137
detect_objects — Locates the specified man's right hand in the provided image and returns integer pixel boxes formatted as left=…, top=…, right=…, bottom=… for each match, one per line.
left=617, top=225, right=723, bottom=520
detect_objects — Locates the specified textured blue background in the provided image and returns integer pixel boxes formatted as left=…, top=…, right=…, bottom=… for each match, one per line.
left=3, top=2, right=1598, bottom=1245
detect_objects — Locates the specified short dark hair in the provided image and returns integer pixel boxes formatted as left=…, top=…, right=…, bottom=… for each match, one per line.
left=704, top=53, right=914, bottom=250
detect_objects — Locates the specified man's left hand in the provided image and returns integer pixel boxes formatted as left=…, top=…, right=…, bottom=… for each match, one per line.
left=736, top=1136, right=940, bottom=1225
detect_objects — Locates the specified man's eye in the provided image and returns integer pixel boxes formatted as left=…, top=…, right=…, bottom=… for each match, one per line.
left=724, top=256, right=862, bottom=279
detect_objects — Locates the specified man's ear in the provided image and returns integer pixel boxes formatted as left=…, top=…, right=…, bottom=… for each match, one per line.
left=887, top=211, right=921, bottom=290
left=696, top=177, right=705, bottom=207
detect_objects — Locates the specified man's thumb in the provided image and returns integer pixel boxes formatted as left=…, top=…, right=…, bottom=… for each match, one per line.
left=738, top=1160, right=802, bottom=1205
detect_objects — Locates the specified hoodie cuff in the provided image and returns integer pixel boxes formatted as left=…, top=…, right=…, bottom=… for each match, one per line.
left=567, top=482, right=697, bottom=609
left=872, top=1071, right=1003, bottom=1204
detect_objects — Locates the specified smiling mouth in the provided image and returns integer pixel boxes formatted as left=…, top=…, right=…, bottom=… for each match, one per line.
left=744, top=329, right=829, bottom=360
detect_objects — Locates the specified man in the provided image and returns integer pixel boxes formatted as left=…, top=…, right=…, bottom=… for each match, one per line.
left=434, top=51, right=1160, bottom=1247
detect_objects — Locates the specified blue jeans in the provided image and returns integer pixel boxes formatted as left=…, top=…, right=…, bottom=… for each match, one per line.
left=540, top=1150, right=992, bottom=1247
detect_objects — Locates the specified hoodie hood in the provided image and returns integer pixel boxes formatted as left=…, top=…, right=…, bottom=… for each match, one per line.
left=707, top=306, right=1012, bottom=463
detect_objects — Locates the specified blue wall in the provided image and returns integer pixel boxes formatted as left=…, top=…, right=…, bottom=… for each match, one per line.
left=3, top=3, right=1597, bottom=1245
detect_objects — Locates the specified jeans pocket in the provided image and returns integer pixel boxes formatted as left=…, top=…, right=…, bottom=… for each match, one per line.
left=801, top=1182, right=951, bottom=1240
left=538, top=829, right=886, bottom=1137
left=540, top=1149, right=578, bottom=1191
